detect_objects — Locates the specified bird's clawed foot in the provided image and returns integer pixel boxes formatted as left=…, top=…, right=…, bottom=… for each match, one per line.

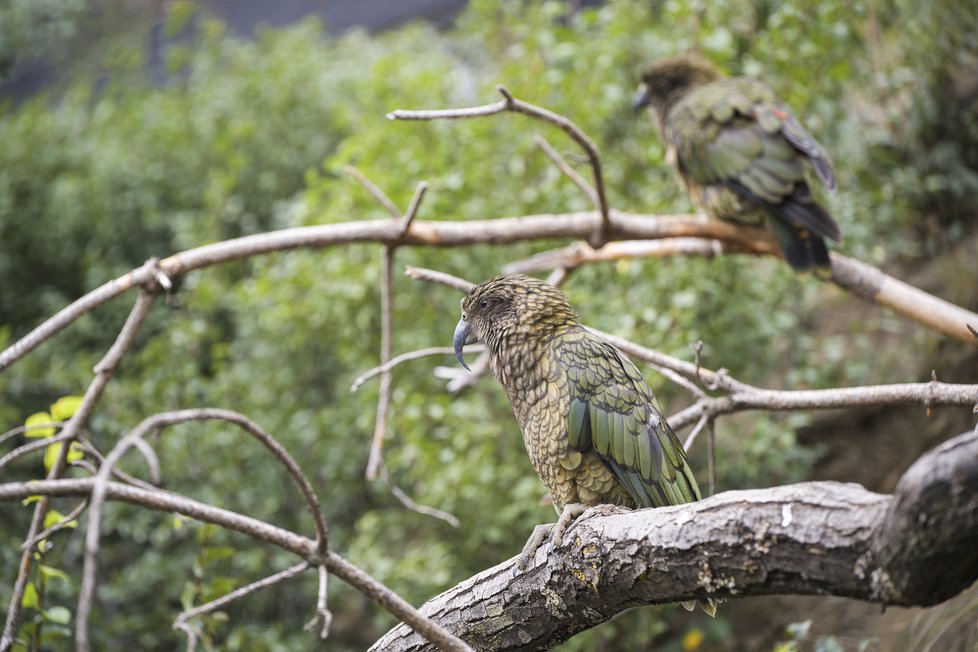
left=514, top=503, right=601, bottom=574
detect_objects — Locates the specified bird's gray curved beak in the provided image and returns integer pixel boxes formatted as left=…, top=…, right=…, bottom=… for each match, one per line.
left=453, top=317, right=473, bottom=371
left=632, top=82, right=650, bottom=114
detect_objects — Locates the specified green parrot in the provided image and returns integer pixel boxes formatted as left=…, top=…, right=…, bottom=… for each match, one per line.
left=454, top=274, right=716, bottom=615
left=633, top=54, right=841, bottom=272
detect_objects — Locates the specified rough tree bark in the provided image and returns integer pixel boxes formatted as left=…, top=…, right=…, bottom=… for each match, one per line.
left=372, top=428, right=978, bottom=651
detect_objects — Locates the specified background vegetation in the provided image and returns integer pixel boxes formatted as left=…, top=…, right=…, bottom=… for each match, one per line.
left=1, top=0, right=975, bottom=649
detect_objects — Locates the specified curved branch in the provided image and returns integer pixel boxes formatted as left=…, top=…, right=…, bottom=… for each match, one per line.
left=372, top=429, right=978, bottom=651
left=0, top=479, right=472, bottom=652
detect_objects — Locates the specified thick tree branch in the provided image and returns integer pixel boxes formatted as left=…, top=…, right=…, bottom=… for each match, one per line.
left=372, top=429, right=978, bottom=651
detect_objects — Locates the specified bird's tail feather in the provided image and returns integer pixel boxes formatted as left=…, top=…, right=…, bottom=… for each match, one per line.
left=767, top=216, right=831, bottom=273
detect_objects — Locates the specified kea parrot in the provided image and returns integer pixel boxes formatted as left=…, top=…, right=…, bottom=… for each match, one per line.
left=633, top=54, right=841, bottom=272
left=454, top=274, right=717, bottom=616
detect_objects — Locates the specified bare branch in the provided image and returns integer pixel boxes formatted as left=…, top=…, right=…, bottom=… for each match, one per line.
left=0, top=478, right=473, bottom=652
left=0, top=421, right=65, bottom=448
left=2, top=289, right=157, bottom=652
left=344, top=165, right=401, bottom=218
left=175, top=562, right=311, bottom=652
left=390, top=86, right=611, bottom=244
left=6, top=209, right=972, bottom=377
left=404, top=266, right=474, bottom=293
left=401, top=181, right=429, bottom=234
left=20, top=499, right=88, bottom=551
left=533, top=134, right=597, bottom=207
left=379, top=462, right=460, bottom=528
left=303, top=564, right=333, bottom=639
left=351, top=346, right=484, bottom=392
left=503, top=237, right=729, bottom=275
left=366, top=248, right=397, bottom=481
left=77, top=408, right=329, bottom=652
left=372, top=429, right=978, bottom=651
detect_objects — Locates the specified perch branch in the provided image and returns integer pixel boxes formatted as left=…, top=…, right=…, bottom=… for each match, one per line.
left=409, top=268, right=978, bottom=434
left=5, top=210, right=974, bottom=376
left=372, top=429, right=978, bottom=651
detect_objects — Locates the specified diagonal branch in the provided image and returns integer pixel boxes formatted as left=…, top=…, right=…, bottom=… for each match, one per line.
left=0, top=478, right=472, bottom=652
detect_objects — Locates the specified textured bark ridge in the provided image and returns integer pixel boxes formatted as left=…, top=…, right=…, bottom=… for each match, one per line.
left=372, top=429, right=978, bottom=651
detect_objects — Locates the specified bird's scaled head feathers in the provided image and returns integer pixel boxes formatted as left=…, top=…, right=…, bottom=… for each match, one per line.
left=453, top=275, right=579, bottom=371
left=633, top=54, right=723, bottom=125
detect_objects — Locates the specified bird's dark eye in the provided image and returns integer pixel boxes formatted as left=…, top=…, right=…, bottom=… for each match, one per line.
left=479, top=299, right=491, bottom=310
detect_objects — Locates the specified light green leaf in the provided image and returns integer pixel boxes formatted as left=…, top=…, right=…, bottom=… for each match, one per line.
left=21, top=582, right=39, bottom=609
left=43, top=606, right=71, bottom=625
left=39, top=565, right=70, bottom=583
left=24, top=412, right=55, bottom=438
left=49, top=396, right=83, bottom=421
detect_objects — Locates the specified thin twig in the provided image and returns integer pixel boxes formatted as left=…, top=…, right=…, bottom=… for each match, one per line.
left=503, top=237, right=729, bottom=275
left=350, top=346, right=484, bottom=392
left=175, top=562, right=311, bottom=652
left=366, top=248, right=396, bottom=481
left=683, top=415, right=711, bottom=453
left=390, top=85, right=612, bottom=244
left=707, top=420, right=717, bottom=497
left=20, top=499, right=88, bottom=551
left=303, top=564, right=333, bottom=638
left=2, top=289, right=157, bottom=652
left=0, top=478, right=472, bottom=651
left=0, top=421, right=65, bottom=448
left=400, top=181, right=429, bottom=234
left=344, top=165, right=401, bottom=218
left=404, top=266, right=474, bottom=293
left=0, top=429, right=77, bottom=472
left=379, top=462, right=460, bottom=528
left=534, top=134, right=597, bottom=206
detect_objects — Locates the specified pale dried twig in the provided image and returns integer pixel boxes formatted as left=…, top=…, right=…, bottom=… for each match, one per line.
left=303, top=564, right=333, bottom=639
left=366, top=247, right=396, bottom=482
left=175, top=562, right=311, bottom=652
left=389, top=85, right=612, bottom=244
left=350, top=346, right=484, bottom=392
left=379, top=462, right=460, bottom=528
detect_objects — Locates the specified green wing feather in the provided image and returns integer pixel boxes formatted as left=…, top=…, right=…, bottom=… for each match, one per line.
left=560, top=327, right=701, bottom=508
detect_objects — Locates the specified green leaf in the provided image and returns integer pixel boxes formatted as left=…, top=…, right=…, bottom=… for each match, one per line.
left=200, top=546, right=236, bottom=566
left=39, top=565, right=70, bottom=584
left=21, top=496, right=43, bottom=506
left=21, top=582, right=39, bottom=609
left=43, top=606, right=71, bottom=625
left=49, top=396, right=83, bottom=421
left=43, top=442, right=83, bottom=473
left=24, top=412, right=55, bottom=438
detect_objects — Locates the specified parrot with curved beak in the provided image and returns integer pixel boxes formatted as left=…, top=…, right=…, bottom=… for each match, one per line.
left=633, top=54, right=840, bottom=272
left=454, top=274, right=717, bottom=616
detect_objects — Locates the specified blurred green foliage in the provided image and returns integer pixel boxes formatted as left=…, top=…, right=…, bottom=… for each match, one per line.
left=0, top=0, right=974, bottom=650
